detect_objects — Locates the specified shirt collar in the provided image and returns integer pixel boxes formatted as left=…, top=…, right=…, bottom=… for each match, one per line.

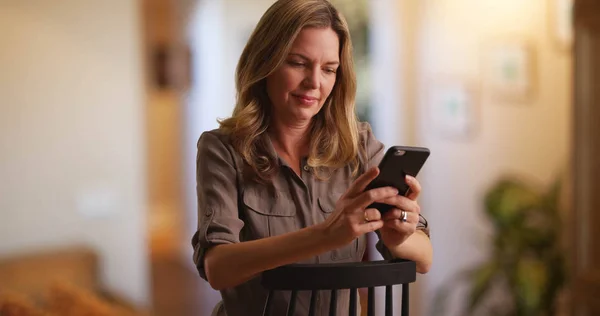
left=265, top=134, right=309, bottom=170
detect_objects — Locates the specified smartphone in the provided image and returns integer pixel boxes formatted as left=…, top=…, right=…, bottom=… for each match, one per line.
left=365, top=146, right=430, bottom=214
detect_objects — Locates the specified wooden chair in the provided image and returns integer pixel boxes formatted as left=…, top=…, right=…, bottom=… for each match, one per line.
left=261, top=259, right=416, bottom=316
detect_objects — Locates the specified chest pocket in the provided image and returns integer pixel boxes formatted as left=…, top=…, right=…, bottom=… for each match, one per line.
left=318, top=192, right=358, bottom=262
left=242, top=186, right=297, bottom=239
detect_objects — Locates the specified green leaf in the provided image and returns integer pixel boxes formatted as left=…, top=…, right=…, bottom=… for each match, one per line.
left=515, top=258, right=548, bottom=314
left=484, top=179, right=540, bottom=227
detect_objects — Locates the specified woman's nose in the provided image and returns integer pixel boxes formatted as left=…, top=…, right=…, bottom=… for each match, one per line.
left=303, top=68, right=320, bottom=89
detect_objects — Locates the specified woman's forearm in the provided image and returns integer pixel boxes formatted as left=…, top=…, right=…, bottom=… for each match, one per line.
left=204, top=224, right=336, bottom=290
left=387, top=230, right=432, bottom=273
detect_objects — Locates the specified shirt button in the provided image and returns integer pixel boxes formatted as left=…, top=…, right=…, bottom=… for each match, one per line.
left=303, top=165, right=309, bottom=171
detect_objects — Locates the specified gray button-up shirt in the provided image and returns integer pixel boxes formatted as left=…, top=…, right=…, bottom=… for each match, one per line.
left=192, top=122, right=429, bottom=316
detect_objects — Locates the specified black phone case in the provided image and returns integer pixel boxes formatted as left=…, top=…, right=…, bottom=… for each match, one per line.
left=365, top=146, right=430, bottom=214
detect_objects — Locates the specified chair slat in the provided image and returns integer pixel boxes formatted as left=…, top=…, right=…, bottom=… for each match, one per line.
left=287, top=290, right=298, bottom=316
left=308, top=290, right=317, bottom=316
left=367, top=287, right=375, bottom=316
left=402, top=284, right=410, bottom=316
left=349, top=288, right=357, bottom=316
left=262, top=290, right=273, bottom=316
left=329, top=289, right=337, bottom=316
left=385, top=285, right=393, bottom=316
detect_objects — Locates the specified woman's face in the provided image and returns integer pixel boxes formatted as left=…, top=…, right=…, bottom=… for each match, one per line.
left=266, top=27, right=340, bottom=126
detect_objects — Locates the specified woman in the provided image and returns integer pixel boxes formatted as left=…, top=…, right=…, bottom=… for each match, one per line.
left=192, top=0, right=432, bottom=315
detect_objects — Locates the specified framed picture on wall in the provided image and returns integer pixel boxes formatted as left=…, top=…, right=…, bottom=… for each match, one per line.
left=151, top=44, right=192, bottom=92
left=548, top=0, right=574, bottom=52
left=483, top=40, right=536, bottom=102
left=427, top=78, right=479, bottom=140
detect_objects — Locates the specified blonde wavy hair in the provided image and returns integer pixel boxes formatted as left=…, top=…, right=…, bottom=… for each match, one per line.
left=219, top=0, right=360, bottom=181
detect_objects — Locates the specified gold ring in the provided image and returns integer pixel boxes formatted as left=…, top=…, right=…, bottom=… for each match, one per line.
left=401, top=210, right=408, bottom=222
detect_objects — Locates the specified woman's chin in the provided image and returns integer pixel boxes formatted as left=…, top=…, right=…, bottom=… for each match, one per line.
left=292, top=108, right=320, bottom=123
left=273, top=103, right=322, bottom=125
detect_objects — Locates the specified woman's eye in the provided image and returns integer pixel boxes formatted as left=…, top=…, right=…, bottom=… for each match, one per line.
left=324, top=68, right=337, bottom=74
left=288, top=61, right=305, bottom=67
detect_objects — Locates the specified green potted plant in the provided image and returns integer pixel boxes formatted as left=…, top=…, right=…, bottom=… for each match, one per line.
left=433, top=176, right=567, bottom=316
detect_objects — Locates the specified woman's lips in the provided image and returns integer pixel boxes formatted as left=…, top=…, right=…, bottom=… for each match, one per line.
left=293, top=94, right=318, bottom=105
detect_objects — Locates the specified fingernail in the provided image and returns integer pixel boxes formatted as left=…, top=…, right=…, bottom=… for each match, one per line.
left=405, top=175, right=412, bottom=182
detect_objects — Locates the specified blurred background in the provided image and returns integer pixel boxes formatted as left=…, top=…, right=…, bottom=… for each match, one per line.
left=1, top=0, right=598, bottom=315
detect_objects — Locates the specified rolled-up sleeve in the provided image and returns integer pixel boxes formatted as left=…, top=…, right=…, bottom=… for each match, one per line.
left=192, top=132, right=244, bottom=280
left=359, top=123, right=430, bottom=260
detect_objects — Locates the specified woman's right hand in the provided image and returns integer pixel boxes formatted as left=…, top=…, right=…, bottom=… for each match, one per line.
left=320, top=167, right=399, bottom=249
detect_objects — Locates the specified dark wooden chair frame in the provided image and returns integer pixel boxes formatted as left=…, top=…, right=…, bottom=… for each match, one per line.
left=261, top=259, right=416, bottom=316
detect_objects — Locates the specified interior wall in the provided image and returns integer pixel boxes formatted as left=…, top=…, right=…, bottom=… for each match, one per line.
left=0, top=0, right=150, bottom=307
left=414, top=0, right=572, bottom=314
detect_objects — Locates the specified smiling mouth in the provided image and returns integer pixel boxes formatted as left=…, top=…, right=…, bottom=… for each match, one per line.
left=292, top=94, right=319, bottom=104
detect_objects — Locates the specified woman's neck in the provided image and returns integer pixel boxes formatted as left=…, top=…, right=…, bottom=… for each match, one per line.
left=268, top=119, right=311, bottom=159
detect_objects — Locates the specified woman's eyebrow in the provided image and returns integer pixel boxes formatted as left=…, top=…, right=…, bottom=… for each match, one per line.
left=288, top=53, right=309, bottom=60
left=288, top=53, right=339, bottom=65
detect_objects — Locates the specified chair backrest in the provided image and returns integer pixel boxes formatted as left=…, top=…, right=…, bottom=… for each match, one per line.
left=260, top=259, right=416, bottom=316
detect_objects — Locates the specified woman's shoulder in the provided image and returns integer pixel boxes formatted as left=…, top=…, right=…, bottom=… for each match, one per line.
left=357, top=121, right=373, bottom=132
left=355, top=121, right=385, bottom=169
left=197, top=128, right=233, bottom=148
left=357, top=121, right=377, bottom=144
left=197, top=128, right=239, bottom=164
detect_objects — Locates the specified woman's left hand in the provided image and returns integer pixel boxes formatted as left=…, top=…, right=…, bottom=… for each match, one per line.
left=378, top=175, right=422, bottom=248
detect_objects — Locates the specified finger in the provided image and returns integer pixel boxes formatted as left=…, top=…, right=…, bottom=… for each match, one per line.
left=352, top=186, right=399, bottom=210
left=383, top=219, right=417, bottom=234
left=383, top=218, right=404, bottom=229
left=363, top=208, right=381, bottom=222
left=376, top=195, right=420, bottom=213
left=344, top=167, right=380, bottom=198
left=405, top=175, right=421, bottom=200
left=382, top=209, right=403, bottom=221
left=359, top=219, right=384, bottom=234
left=382, top=209, right=418, bottom=223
